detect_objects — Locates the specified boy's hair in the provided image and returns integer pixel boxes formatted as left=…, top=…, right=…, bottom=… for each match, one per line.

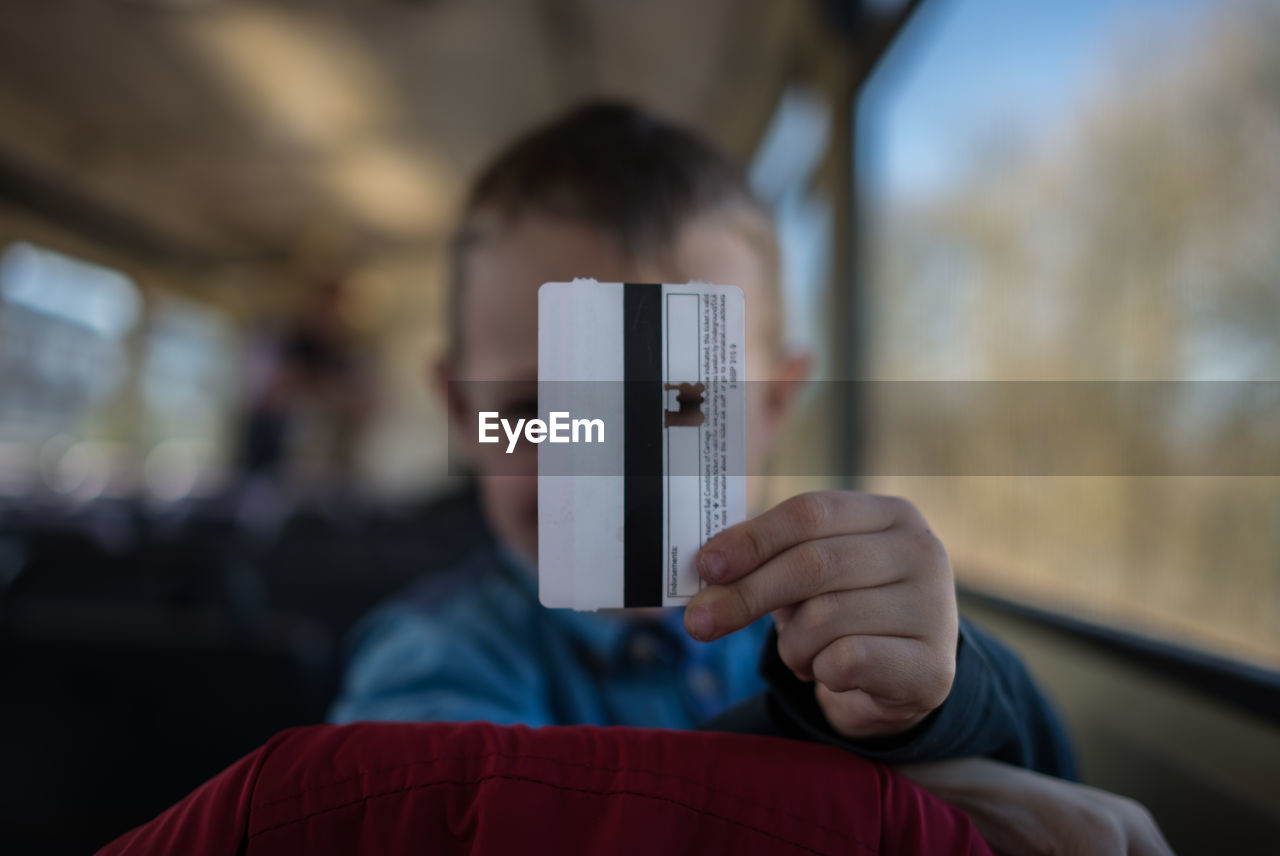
left=448, top=101, right=780, bottom=360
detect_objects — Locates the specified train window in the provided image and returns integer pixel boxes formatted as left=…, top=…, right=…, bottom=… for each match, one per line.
left=750, top=85, right=834, bottom=361
left=857, top=0, right=1280, bottom=666
left=0, top=242, right=234, bottom=502
left=139, top=295, right=237, bottom=502
left=0, top=242, right=142, bottom=498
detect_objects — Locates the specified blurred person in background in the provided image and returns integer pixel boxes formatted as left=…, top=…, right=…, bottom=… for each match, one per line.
left=237, top=277, right=375, bottom=524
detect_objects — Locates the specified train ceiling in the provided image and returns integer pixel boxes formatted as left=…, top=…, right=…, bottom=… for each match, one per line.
left=0, top=0, right=835, bottom=266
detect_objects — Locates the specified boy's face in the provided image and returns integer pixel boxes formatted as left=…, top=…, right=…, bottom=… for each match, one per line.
left=441, top=212, right=806, bottom=565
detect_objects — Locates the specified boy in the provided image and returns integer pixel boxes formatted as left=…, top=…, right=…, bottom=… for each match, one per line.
left=328, top=101, right=1068, bottom=770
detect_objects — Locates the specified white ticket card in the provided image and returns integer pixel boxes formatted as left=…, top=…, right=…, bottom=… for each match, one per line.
left=537, top=280, right=746, bottom=609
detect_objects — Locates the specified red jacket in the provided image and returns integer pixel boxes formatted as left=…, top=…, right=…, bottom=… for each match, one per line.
left=99, top=722, right=992, bottom=855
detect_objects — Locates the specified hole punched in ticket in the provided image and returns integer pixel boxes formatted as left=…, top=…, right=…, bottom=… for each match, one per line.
left=537, top=280, right=746, bottom=610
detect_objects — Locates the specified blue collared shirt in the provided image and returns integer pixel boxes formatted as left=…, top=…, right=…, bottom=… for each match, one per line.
left=328, top=543, right=771, bottom=728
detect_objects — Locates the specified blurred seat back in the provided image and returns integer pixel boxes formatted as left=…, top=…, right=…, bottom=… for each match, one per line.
left=0, top=599, right=334, bottom=855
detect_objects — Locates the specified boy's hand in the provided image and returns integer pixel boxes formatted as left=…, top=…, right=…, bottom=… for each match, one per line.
left=685, top=491, right=958, bottom=738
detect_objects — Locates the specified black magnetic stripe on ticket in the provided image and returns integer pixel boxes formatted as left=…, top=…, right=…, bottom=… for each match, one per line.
left=623, top=282, right=663, bottom=608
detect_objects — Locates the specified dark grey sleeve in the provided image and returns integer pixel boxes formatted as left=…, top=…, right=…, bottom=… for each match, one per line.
left=699, top=616, right=1078, bottom=779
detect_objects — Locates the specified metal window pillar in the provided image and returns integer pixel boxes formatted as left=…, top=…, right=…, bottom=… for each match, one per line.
left=828, top=0, right=926, bottom=489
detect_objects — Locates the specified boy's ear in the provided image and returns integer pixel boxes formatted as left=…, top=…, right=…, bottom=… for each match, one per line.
left=431, top=358, right=469, bottom=434
left=755, top=349, right=813, bottom=451
left=433, top=357, right=484, bottom=469
left=773, top=349, right=813, bottom=384
left=767, top=349, right=813, bottom=416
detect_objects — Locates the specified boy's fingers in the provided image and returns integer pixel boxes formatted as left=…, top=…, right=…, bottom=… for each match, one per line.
left=774, top=587, right=913, bottom=680
left=770, top=605, right=796, bottom=634
left=685, top=533, right=903, bottom=640
left=696, top=491, right=908, bottom=585
left=811, top=634, right=942, bottom=704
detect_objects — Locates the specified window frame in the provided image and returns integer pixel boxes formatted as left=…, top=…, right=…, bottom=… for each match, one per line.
left=842, top=0, right=1280, bottom=716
